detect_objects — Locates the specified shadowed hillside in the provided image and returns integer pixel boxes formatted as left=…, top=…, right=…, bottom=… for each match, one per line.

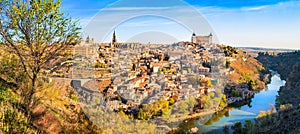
left=257, top=51, right=300, bottom=109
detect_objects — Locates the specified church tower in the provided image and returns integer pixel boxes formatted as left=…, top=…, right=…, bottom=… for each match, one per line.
left=86, top=36, right=90, bottom=43
left=112, top=30, right=117, bottom=44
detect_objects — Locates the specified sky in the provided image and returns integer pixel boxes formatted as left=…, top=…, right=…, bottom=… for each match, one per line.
left=61, top=0, right=300, bottom=49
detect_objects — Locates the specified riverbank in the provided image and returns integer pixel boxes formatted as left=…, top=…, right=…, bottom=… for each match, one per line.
left=169, top=110, right=216, bottom=123
left=172, top=73, right=285, bottom=133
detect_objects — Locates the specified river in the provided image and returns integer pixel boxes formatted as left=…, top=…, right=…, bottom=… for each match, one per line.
left=179, top=73, right=286, bottom=133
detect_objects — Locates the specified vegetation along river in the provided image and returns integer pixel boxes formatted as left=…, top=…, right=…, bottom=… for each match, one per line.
left=179, top=73, right=286, bottom=133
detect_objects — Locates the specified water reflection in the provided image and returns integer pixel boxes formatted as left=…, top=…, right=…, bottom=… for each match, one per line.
left=177, top=74, right=286, bottom=133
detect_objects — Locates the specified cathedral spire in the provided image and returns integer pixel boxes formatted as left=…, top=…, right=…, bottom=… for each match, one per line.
left=112, top=30, right=117, bottom=44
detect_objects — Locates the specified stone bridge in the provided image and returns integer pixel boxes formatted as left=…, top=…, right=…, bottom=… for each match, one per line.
left=71, top=79, right=104, bottom=104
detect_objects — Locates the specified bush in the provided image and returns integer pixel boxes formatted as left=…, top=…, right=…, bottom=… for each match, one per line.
left=231, top=122, right=242, bottom=134
left=231, top=90, right=240, bottom=97
left=70, top=94, right=78, bottom=102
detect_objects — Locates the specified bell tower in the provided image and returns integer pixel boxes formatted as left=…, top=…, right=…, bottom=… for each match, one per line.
left=112, top=30, right=117, bottom=44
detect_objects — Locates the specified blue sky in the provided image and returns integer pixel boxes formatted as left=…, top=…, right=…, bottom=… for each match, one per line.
left=61, top=0, right=300, bottom=49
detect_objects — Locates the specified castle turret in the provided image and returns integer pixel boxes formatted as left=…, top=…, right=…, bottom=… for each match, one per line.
left=191, top=32, right=196, bottom=42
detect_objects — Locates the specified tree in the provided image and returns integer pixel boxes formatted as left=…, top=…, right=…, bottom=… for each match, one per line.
left=200, top=78, right=212, bottom=87
left=0, top=0, right=80, bottom=113
left=204, top=99, right=214, bottom=109
left=223, top=124, right=229, bottom=134
left=169, top=98, right=175, bottom=105
left=243, top=120, right=254, bottom=134
left=257, top=110, right=267, bottom=118
left=186, top=97, right=196, bottom=111
left=207, top=79, right=212, bottom=87
left=219, top=94, right=227, bottom=109
left=231, top=122, right=243, bottom=134
left=138, top=109, right=147, bottom=120
left=225, top=61, right=230, bottom=68
left=179, top=102, right=188, bottom=114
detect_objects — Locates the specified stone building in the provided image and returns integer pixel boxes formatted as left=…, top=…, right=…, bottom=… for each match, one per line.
left=191, top=33, right=213, bottom=44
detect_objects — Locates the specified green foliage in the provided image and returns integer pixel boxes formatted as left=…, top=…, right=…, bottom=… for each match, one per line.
left=137, top=108, right=149, bottom=120
left=0, top=0, right=84, bottom=132
left=179, top=103, right=188, bottom=114
left=243, top=120, right=254, bottom=134
left=204, top=99, right=214, bottom=109
left=247, top=80, right=255, bottom=91
left=219, top=94, right=227, bottom=109
left=200, top=78, right=212, bottom=87
left=137, top=99, right=172, bottom=120
left=164, top=54, right=170, bottom=61
left=0, top=88, right=18, bottom=103
left=231, top=122, right=243, bottom=134
left=187, top=68, right=192, bottom=73
left=257, top=110, right=267, bottom=118
left=231, top=89, right=240, bottom=97
left=257, top=51, right=300, bottom=107
left=186, top=97, right=196, bottom=111
left=257, top=109, right=275, bottom=118
left=225, top=61, right=231, bottom=68
left=0, top=102, right=37, bottom=133
left=240, top=72, right=253, bottom=83
left=0, top=83, right=36, bottom=133
left=257, top=51, right=300, bottom=80
left=231, top=120, right=255, bottom=134
left=0, top=0, right=81, bottom=107
left=202, top=61, right=211, bottom=68
left=87, top=106, right=160, bottom=133
left=94, top=63, right=107, bottom=68
left=207, top=79, right=212, bottom=87
left=279, top=104, right=293, bottom=111
left=199, top=91, right=227, bottom=111
left=70, top=93, right=78, bottom=102
left=223, top=46, right=238, bottom=57
left=169, top=98, right=175, bottom=105
left=255, top=107, right=300, bottom=133
left=160, top=68, right=170, bottom=73
left=255, top=51, right=300, bottom=133
left=223, top=124, right=230, bottom=134
left=0, top=52, right=26, bottom=85
left=177, top=97, right=197, bottom=114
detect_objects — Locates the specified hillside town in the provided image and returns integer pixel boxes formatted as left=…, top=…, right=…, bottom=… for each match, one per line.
left=1, top=0, right=299, bottom=133
left=64, top=31, right=252, bottom=119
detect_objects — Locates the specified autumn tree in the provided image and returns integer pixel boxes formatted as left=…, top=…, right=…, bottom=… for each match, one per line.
left=0, top=0, right=80, bottom=112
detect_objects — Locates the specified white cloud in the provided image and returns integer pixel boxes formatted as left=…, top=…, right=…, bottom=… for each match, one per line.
left=241, top=5, right=270, bottom=11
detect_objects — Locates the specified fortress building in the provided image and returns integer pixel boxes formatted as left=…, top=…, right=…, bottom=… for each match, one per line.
left=191, top=33, right=213, bottom=44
